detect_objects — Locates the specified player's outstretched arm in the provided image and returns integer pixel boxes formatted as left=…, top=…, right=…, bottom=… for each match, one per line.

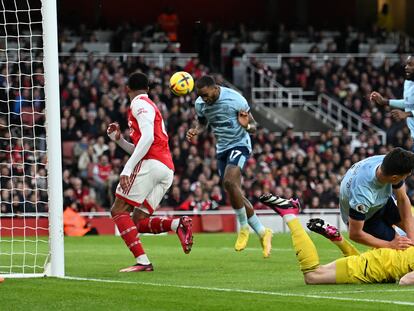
left=399, top=271, right=414, bottom=285
left=369, top=92, right=412, bottom=111
left=348, top=217, right=413, bottom=249
left=369, top=91, right=389, bottom=106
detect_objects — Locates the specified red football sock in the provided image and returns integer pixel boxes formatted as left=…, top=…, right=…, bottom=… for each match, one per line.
left=137, top=217, right=173, bottom=234
left=112, top=212, right=145, bottom=257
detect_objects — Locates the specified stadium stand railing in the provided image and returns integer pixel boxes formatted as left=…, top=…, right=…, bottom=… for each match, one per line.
left=242, top=55, right=387, bottom=143
left=58, top=52, right=198, bottom=68
left=242, top=53, right=404, bottom=70
left=317, top=94, right=386, bottom=144
left=131, top=42, right=181, bottom=53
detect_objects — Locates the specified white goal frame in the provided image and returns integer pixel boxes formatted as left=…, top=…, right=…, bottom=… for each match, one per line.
left=43, top=0, right=64, bottom=278
left=1, top=0, right=64, bottom=278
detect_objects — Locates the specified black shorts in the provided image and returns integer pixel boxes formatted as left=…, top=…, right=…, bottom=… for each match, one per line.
left=216, top=146, right=250, bottom=178
left=363, top=197, right=401, bottom=241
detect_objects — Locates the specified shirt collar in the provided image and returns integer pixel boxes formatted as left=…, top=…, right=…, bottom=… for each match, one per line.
left=136, top=94, right=148, bottom=99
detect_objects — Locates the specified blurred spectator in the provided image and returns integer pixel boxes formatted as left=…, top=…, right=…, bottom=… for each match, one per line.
left=377, top=3, right=393, bottom=32
left=69, top=42, right=88, bottom=53
left=157, top=7, right=179, bottom=42
left=63, top=201, right=98, bottom=236
left=92, top=155, right=112, bottom=206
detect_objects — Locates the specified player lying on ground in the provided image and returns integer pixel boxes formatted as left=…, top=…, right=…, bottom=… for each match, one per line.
left=260, top=193, right=414, bottom=285
left=107, top=72, right=193, bottom=272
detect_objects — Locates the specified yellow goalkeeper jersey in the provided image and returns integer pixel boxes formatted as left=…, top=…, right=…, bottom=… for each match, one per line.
left=335, top=247, right=414, bottom=284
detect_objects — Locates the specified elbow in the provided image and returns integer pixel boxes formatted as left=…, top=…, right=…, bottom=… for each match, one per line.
left=141, top=135, right=154, bottom=154
left=146, top=135, right=155, bottom=148
left=348, top=231, right=361, bottom=242
left=348, top=231, right=356, bottom=241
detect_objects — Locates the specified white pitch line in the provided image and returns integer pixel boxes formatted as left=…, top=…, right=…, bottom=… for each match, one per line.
left=220, top=247, right=292, bottom=252
left=63, top=276, right=414, bottom=306
left=220, top=247, right=339, bottom=253
left=316, top=288, right=414, bottom=294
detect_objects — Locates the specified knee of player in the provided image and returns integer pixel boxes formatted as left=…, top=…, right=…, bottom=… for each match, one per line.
left=303, top=272, right=320, bottom=285
left=223, top=178, right=237, bottom=191
left=110, top=200, right=127, bottom=217
left=110, top=206, right=119, bottom=217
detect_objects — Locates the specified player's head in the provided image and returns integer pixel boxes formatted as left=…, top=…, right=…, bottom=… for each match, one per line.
left=195, top=75, right=220, bottom=104
left=381, top=147, right=414, bottom=183
left=127, top=72, right=149, bottom=95
left=405, top=55, right=414, bottom=81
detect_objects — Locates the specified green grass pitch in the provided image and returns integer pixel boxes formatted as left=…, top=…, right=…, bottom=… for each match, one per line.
left=1, top=232, right=414, bottom=311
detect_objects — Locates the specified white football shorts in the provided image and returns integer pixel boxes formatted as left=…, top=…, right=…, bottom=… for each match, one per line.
left=115, top=159, right=174, bottom=215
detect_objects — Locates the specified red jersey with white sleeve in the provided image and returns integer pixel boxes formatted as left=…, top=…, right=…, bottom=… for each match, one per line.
left=121, top=94, right=174, bottom=177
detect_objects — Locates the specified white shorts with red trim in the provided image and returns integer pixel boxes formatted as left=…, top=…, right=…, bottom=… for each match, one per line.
left=115, top=159, right=174, bottom=215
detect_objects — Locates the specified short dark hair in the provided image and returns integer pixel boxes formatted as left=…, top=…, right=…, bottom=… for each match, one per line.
left=128, top=72, right=149, bottom=91
left=195, top=75, right=216, bottom=89
left=381, top=147, right=414, bottom=176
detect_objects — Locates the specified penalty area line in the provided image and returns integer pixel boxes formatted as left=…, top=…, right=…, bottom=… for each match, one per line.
left=63, top=276, right=414, bottom=306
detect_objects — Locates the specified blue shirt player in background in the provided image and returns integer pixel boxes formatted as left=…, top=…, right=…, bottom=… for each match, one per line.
left=186, top=75, right=273, bottom=258
left=340, top=147, right=414, bottom=249
left=370, top=55, right=414, bottom=148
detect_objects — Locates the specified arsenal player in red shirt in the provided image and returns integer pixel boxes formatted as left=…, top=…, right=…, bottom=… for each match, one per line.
left=107, top=72, right=193, bottom=272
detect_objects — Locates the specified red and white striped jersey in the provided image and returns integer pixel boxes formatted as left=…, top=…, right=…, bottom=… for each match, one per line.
left=127, top=94, right=174, bottom=171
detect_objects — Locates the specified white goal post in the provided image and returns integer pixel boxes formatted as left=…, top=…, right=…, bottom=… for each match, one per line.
left=0, top=0, right=64, bottom=278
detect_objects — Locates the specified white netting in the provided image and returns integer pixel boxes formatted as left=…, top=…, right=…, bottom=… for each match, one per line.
left=0, top=0, right=49, bottom=276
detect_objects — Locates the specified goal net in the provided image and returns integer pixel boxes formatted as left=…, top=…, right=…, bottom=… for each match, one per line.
left=0, top=0, right=64, bottom=278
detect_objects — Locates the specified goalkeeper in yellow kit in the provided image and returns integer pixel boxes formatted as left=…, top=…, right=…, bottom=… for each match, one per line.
left=260, top=193, right=414, bottom=285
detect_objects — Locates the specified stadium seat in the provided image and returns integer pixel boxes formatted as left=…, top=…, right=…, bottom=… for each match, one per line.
left=201, top=215, right=223, bottom=232
left=131, top=42, right=181, bottom=53
left=62, top=141, right=76, bottom=165
left=61, top=42, right=110, bottom=53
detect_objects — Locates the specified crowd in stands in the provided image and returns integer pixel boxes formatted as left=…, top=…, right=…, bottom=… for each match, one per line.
left=53, top=53, right=414, bottom=213
left=3, top=20, right=414, bottom=215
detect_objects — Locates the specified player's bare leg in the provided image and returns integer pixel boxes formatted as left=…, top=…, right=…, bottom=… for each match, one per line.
left=223, top=165, right=250, bottom=251
left=111, top=198, right=153, bottom=272
left=111, top=197, right=133, bottom=216
left=243, top=197, right=273, bottom=258
left=223, top=165, right=271, bottom=256
left=304, top=262, right=337, bottom=284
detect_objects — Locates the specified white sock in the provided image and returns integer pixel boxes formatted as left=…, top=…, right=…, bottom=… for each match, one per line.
left=234, top=207, right=249, bottom=227
left=283, top=214, right=297, bottom=223
left=136, top=254, right=151, bottom=265
left=247, top=214, right=266, bottom=236
left=171, top=218, right=180, bottom=231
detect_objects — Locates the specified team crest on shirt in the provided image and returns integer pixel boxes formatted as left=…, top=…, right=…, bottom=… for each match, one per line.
left=356, top=204, right=367, bottom=213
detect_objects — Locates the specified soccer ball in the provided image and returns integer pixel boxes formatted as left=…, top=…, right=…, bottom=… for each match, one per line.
left=169, top=71, right=194, bottom=96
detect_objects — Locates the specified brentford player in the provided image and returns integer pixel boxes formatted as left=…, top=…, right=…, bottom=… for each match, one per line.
left=107, top=72, right=193, bottom=272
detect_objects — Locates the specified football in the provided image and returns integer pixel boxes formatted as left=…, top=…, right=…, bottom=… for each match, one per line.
left=169, top=71, right=194, bottom=96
